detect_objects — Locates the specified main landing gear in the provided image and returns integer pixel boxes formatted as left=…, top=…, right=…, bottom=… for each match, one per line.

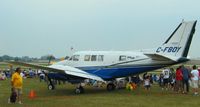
left=106, top=83, right=116, bottom=91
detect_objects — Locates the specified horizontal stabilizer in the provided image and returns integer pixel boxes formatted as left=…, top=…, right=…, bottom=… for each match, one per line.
left=144, top=53, right=177, bottom=61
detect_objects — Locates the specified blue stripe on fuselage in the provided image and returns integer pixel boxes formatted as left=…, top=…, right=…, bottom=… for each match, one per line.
left=78, top=65, right=164, bottom=80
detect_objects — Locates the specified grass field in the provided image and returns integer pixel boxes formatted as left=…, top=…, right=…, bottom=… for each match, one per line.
left=1, top=77, right=200, bottom=107
left=1, top=62, right=200, bottom=107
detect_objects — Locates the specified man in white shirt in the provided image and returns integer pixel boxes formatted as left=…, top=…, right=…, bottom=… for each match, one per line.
left=191, top=65, right=199, bottom=96
left=162, top=68, right=170, bottom=90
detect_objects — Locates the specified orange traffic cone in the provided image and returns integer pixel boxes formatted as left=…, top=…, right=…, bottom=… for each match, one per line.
left=29, top=90, right=36, bottom=99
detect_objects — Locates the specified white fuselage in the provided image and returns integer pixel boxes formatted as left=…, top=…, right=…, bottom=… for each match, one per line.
left=52, top=51, right=176, bottom=80
left=57, top=51, right=174, bottom=68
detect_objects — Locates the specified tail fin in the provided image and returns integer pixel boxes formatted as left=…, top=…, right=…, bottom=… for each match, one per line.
left=156, top=20, right=197, bottom=58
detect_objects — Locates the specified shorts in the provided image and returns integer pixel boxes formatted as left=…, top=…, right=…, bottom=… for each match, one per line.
left=170, top=82, right=174, bottom=87
left=144, top=85, right=150, bottom=89
left=163, top=79, right=169, bottom=85
left=159, top=82, right=164, bottom=87
left=191, top=80, right=198, bottom=88
left=14, top=88, right=22, bottom=95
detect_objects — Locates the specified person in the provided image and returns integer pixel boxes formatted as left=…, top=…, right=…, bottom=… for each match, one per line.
left=0, top=71, right=3, bottom=80
left=29, top=68, right=34, bottom=78
left=131, top=75, right=140, bottom=85
left=159, top=73, right=164, bottom=90
left=144, top=75, right=151, bottom=91
left=143, top=72, right=147, bottom=80
left=149, top=74, right=153, bottom=84
left=162, top=68, right=170, bottom=90
left=11, top=67, right=23, bottom=104
left=39, top=71, right=46, bottom=82
left=2, top=71, right=7, bottom=80
left=153, top=74, right=157, bottom=82
left=175, top=66, right=183, bottom=93
left=198, top=67, right=200, bottom=87
left=191, top=65, right=199, bottom=96
left=20, top=71, right=25, bottom=78
left=169, top=68, right=175, bottom=90
left=0, top=70, right=6, bottom=80
left=181, top=65, right=190, bottom=94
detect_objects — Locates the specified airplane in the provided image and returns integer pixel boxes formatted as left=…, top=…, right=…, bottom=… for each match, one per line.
left=7, top=20, right=197, bottom=94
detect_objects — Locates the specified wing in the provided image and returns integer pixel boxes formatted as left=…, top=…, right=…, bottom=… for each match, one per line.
left=144, top=53, right=179, bottom=62
left=6, top=61, right=104, bottom=81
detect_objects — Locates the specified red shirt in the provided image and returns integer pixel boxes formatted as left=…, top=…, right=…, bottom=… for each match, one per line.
left=176, top=69, right=183, bottom=80
left=198, top=69, right=200, bottom=77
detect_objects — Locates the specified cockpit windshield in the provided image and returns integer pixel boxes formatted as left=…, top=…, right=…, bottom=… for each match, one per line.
left=68, top=55, right=80, bottom=61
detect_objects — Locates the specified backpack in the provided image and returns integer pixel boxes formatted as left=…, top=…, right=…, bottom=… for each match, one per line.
left=10, top=89, right=17, bottom=103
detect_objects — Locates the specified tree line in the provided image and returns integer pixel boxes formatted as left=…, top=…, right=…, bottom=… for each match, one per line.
left=0, top=55, right=57, bottom=62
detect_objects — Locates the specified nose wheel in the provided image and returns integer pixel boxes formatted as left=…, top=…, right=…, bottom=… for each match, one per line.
left=48, top=84, right=55, bottom=90
left=47, top=74, right=55, bottom=90
left=75, top=86, right=84, bottom=94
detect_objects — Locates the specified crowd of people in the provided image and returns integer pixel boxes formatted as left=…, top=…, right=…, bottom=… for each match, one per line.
left=0, top=68, right=46, bottom=81
left=158, top=65, right=200, bottom=95
left=139, top=65, right=200, bottom=96
left=123, top=64, right=200, bottom=96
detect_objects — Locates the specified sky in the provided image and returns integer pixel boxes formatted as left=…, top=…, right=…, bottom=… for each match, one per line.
left=0, top=0, right=200, bottom=58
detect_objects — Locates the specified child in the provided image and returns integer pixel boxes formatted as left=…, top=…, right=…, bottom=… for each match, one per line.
left=8, top=88, right=17, bottom=104
left=144, top=75, right=151, bottom=90
left=159, top=73, right=164, bottom=90
left=170, top=74, right=175, bottom=91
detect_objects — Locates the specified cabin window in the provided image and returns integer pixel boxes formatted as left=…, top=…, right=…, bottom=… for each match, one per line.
left=69, top=57, right=72, bottom=61
left=72, top=55, right=80, bottom=61
left=98, top=55, right=104, bottom=61
left=84, top=55, right=90, bottom=61
left=91, top=55, right=97, bottom=61
left=119, top=55, right=126, bottom=61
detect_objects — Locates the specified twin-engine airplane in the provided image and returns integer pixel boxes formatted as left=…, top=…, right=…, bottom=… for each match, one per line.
left=8, top=20, right=197, bottom=94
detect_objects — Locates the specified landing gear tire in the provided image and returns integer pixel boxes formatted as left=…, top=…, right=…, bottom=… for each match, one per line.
left=107, top=83, right=116, bottom=91
left=75, top=86, right=84, bottom=94
left=48, top=84, right=55, bottom=90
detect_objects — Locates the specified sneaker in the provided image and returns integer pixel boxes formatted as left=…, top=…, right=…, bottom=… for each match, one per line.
left=193, top=93, right=198, bottom=96
left=8, top=98, right=10, bottom=104
left=18, top=101, right=23, bottom=104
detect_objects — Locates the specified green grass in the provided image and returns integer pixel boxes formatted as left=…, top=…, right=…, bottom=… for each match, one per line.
left=1, top=62, right=200, bottom=107
left=1, top=78, right=200, bottom=107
